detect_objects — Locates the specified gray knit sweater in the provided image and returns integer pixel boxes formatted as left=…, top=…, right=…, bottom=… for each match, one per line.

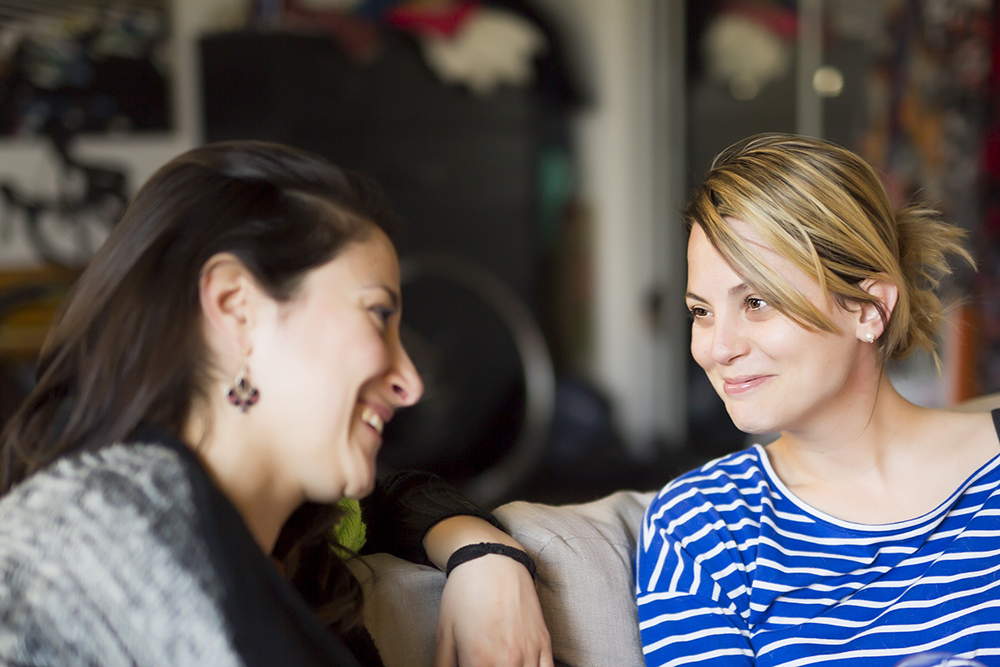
left=0, top=427, right=361, bottom=667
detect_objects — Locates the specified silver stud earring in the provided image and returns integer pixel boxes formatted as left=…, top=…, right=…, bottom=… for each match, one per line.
left=226, top=352, right=260, bottom=413
left=864, top=332, right=875, bottom=344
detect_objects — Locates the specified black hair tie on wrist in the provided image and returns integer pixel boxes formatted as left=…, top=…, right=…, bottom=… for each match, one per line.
left=445, top=542, right=537, bottom=580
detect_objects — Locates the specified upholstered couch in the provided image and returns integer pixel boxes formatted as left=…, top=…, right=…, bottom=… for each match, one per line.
left=348, top=489, right=657, bottom=667
left=347, top=395, right=1000, bottom=667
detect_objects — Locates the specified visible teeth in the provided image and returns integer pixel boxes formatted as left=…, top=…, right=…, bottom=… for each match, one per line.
left=361, top=407, right=384, bottom=434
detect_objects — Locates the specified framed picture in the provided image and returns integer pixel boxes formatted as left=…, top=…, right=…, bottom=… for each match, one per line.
left=0, top=0, right=172, bottom=137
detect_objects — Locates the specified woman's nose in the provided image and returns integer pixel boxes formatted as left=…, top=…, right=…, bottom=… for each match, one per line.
left=388, top=340, right=424, bottom=407
left=709, top=313, right=749, bottom=365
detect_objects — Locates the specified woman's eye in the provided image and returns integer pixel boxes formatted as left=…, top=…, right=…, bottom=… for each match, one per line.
left=745, top=297, right=767, bottom=311
left=687, top=306, right=709, bottom=320
left=371, top=305, right=396, bottom=325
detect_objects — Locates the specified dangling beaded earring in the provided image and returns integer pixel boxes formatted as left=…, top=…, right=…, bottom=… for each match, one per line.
left=226, top=353, right=260, bottom=413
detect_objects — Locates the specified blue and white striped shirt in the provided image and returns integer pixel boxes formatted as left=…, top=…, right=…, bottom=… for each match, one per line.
left=636, top=428, right=1000, bottom=667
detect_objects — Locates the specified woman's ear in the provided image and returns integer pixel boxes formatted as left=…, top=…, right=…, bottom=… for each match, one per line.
left=856, top=277, right=899, bottom=341
left=199, top=253, right=259, bottom=354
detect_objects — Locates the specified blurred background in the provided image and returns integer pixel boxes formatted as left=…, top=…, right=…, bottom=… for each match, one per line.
left=0, top=0, right=996, bottom=508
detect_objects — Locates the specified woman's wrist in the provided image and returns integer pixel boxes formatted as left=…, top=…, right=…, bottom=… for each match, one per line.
left=423, top=514, right=523, bottom=570
left=445, top=542, right=537, bottom=579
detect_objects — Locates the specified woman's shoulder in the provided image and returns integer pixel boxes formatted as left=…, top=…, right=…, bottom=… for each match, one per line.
left=638, top=447, right=771, bottom=587
left=644, top=446, right=770, bottom=526
left=905, top=407, right=1000, bottom=507
left=0, top=439, right=202, bottom=549
left=653, top=446, right=766, bottom=495
left=0, top=439, right=240, bottom=666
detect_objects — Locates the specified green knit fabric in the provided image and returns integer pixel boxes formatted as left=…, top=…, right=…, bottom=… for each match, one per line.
left=334, top=497, right=367, bottom=553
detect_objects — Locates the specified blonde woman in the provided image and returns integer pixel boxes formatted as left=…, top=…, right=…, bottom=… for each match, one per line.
left=637, top=134, right=997, bottom=666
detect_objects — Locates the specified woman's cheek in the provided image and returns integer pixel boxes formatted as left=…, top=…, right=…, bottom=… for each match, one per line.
left=690, top=331, right=712, bottom=371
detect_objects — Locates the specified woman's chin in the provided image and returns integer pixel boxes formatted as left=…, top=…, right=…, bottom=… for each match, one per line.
left=727, top=411, right=779, bottom=437
left=340, top=460, right=378, bottom=500
left=344, top=477, right=376, bottom=500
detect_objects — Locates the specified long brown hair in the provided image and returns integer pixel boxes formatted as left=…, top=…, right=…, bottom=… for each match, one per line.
left=0, top=139, right=398, bottom=633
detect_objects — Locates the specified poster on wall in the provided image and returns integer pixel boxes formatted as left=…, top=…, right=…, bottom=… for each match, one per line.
left=0, top=0, right=172, bottom=137
left=0, top=0, right=166, bottom=269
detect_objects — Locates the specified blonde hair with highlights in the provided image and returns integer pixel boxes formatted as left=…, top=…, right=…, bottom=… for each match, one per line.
left=685, top=133, right=973, bottom=366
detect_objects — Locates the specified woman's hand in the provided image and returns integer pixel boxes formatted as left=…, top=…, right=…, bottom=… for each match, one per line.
left=423, top=515, right=553, bottom=667
left=434, top=553, right=552, bottom=667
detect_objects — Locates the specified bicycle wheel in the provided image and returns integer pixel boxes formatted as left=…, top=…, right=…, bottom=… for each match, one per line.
left=378, top=254, right=555, bottom=508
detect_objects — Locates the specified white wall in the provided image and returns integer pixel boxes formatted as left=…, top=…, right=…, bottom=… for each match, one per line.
left=534, top=0, right=687, bottom=455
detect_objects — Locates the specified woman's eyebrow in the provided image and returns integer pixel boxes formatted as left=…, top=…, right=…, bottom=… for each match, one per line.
left=685, top=283, right=750, bottom=303
left=368, top=284, right=400, bottom=309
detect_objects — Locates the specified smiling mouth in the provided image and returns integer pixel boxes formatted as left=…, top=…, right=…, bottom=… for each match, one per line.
left=722, top=375, right=771, bottom=395
left=361, top=406, right=384, bottom=435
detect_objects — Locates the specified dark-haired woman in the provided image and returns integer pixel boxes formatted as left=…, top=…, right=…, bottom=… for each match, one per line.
left=0, top=141, right=552, bottom=667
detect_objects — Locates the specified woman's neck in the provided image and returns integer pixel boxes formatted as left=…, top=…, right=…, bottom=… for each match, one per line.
left=765, top=374, right=919, bottom=491
left=762, top=375, right=997, bottom=524
left=184, top=407, right=304, bottom=554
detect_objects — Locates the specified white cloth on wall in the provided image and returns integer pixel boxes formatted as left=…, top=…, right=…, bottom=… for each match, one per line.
left=420, top=7, right=548, bottom=96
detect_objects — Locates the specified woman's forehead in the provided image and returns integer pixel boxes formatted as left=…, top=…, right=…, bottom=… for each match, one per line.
left=689, top=218, right=829, bottom=306
left=688, top=218, right=781, bottom=275
left=720, top=216, right=784, bottom=260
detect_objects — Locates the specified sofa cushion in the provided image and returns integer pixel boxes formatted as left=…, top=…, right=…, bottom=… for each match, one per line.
left=347, top=553, right=444, bottom=667
left=348, top=489, right=655, bottom=667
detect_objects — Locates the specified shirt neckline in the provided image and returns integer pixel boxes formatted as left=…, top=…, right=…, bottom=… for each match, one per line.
left=752, top=442, right=1000, bottom=532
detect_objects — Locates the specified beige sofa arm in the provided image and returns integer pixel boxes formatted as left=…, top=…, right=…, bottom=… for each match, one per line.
left=348, top=490, right=655, bottom=667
